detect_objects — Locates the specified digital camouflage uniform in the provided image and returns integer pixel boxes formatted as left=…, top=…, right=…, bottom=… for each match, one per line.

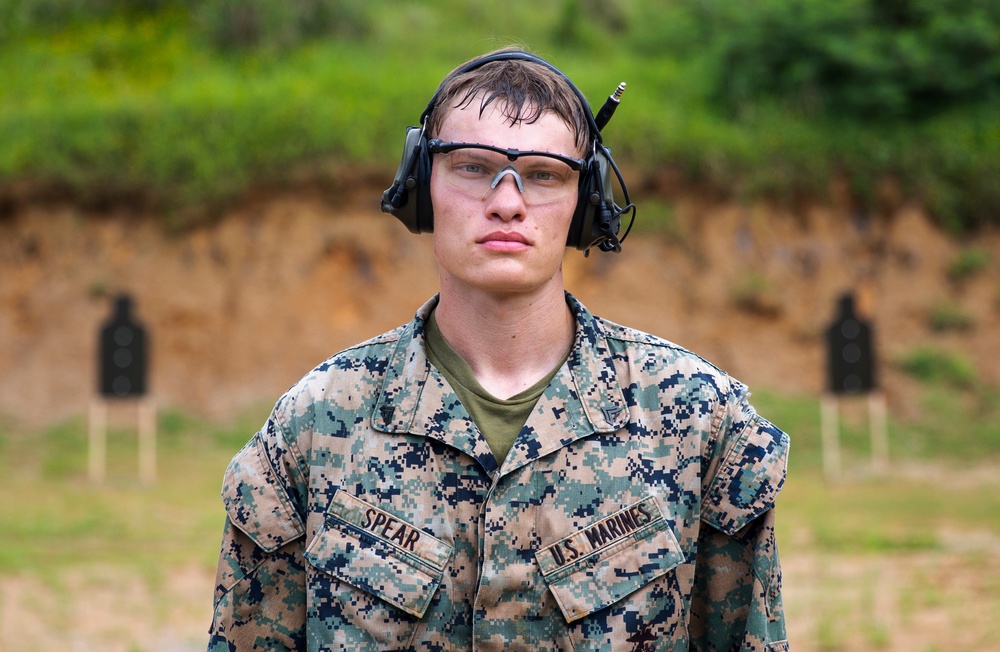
left=209, top=294, right=790, bottom=651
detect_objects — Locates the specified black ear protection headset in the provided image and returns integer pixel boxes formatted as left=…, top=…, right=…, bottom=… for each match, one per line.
left=380, top=50, right=635, bottom=254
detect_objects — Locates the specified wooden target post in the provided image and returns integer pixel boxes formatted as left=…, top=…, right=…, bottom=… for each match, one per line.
left=88, top=397, right=157, bottom=485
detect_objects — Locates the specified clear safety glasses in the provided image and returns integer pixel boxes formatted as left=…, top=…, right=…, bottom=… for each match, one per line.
left=427, top=139, right=586, bottom=204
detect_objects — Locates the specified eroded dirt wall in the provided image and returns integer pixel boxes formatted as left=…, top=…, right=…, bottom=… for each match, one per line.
left=2, top=189, right=998, bottom=428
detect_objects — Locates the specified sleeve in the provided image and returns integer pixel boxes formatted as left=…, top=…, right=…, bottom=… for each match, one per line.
left=690, top=380, right=790, bottom=651
left=207, top=426, right=308, bottom=651
left=689, top=509, right=788, bottom=652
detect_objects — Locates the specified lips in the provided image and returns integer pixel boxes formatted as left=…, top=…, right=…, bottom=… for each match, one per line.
left=478, top=231, right=530, bottom=245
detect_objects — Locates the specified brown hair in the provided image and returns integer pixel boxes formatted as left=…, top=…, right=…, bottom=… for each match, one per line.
left=425, top=48, right=591, bottom=153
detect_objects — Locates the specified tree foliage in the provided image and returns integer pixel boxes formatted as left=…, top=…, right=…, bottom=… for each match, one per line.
left=0, top=0, right=371, bottom=49
left=195, top=0, right=371, bottom=51
left=686, top=0, right=1000, bottom=120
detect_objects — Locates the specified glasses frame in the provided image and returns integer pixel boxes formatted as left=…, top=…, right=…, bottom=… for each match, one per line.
left=426, top=139, right=588, bottom=172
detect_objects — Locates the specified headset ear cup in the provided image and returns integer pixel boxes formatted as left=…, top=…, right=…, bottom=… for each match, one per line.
left=567, top=147, right=618, bottom=251
left=567, top=161, right=595, bottom=250
left=594, top=146, right=621, bottom=251
left=413, top=140, right=434, bottom=233
left=380, top=126, right=436, bottom=234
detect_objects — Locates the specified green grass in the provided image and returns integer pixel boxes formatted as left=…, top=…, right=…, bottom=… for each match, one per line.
left=755, top=382, right=1000, bottom=468
left=777, top=471, right=1000, bottom=554
left=0, top=405, right=269, bottom=579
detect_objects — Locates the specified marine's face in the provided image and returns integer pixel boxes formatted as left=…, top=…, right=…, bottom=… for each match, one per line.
left=429, top=97, right=581, bottom=298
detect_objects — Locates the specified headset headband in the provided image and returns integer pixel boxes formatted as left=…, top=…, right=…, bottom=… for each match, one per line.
left=419, top=50, right=603, bottom=146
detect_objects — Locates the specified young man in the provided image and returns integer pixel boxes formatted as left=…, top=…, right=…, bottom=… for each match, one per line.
left=208, top=49, right=790, bottom=651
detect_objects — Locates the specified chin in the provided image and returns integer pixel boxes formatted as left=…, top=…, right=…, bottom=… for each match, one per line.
left=467, top=267, right=561, bottom=296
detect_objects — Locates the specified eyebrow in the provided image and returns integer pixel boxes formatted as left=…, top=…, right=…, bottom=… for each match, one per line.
left=427, top=139, right=587, bottom=171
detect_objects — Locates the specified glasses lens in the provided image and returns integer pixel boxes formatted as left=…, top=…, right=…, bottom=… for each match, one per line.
left=437, top=149, right=579, bottom=204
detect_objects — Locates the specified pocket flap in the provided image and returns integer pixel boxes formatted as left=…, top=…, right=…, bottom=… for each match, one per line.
left=305, top=490, right=453, bottom=619
left=535, top=496, right=685, bottom=623
left=222, top=434, right=305, bottom=553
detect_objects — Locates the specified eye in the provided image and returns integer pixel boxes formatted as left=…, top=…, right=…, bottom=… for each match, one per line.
left=530, top=170, right=558, bottom=182
left=448, top=156, right=494, bottom=178
left=524, top=163, right=572, bottom=185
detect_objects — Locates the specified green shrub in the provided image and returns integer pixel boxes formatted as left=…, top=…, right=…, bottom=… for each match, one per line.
left=948, top=247, right=991, bottom=283
left=730, top=273, right=783, bottom=317
left=897, top=347, right=977, bottom=388
left=927, top=302, right=974, bottom=332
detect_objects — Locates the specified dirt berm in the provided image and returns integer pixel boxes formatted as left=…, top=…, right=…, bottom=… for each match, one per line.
left=1, top=182, right=998, bottom=429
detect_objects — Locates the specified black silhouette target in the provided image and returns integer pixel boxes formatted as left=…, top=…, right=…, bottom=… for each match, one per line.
left=99, top=294, right=148, bottom=398
left=825, top=293, right=875, bottom=395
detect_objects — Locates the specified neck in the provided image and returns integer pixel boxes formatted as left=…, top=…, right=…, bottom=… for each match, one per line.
left=434, top=280, right=574, bottom=399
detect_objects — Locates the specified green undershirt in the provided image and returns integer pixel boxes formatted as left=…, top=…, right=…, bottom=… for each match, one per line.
left=424, top=311, right=568, bottom=466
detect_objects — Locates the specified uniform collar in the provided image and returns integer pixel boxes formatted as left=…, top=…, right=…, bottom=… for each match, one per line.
left=371, top=293, right=630, bottom=475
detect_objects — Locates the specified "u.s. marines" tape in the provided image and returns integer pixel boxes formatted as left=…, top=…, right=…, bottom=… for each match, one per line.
left=536, top=496, right=665, bottom=574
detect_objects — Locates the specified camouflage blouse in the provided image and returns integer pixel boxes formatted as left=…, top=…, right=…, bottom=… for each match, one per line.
left=208, top=294, right=790, bottom=651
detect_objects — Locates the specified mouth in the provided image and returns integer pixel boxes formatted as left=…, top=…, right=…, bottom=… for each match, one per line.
left=478, top=231, right=531, bottom=246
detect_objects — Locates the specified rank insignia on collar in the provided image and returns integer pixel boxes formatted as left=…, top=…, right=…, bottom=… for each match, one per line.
left=601, top=405, right=624, bottom=424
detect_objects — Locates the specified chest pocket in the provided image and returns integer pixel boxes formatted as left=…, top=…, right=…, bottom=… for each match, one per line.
left=305, top=490, right=453, bottom=619
left=535, top=496, right=685, bottom=623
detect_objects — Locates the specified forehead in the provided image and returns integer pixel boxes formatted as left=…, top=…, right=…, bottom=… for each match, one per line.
left=434, top=99, right=581, bottom=157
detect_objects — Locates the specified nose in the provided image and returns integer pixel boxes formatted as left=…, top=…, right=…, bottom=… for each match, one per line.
left=483, top=167, right=527, bottom=222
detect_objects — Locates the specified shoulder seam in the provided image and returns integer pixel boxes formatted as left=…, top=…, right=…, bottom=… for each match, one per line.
left=596, top=317, right=731, bottom=377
